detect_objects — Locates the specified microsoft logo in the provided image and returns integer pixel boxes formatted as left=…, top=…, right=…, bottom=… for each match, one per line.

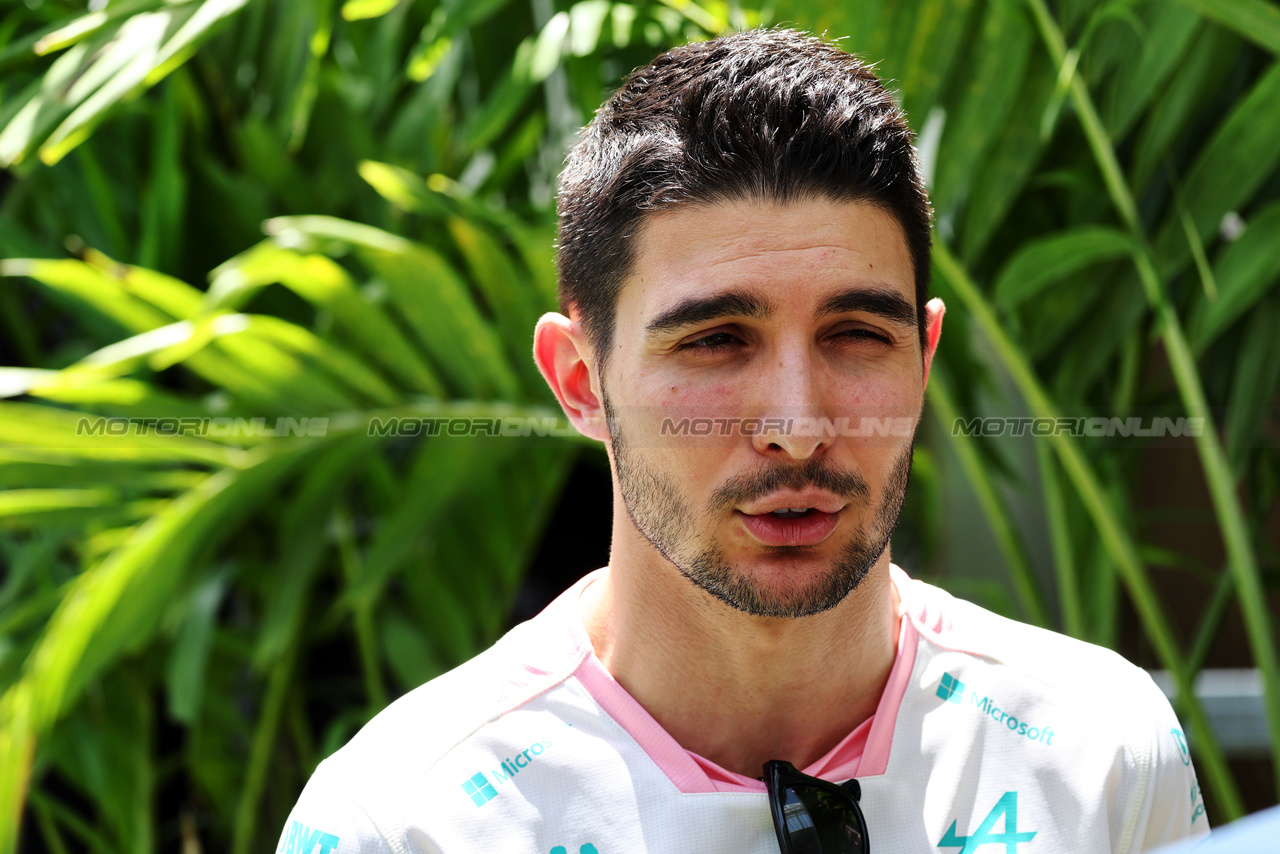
left=936, top=672, right=1058, bottom=746
left=458, top=735, right=558, bottom=808
left=937, top=672, right=966, bottom=704
left=461, top=772, right=498, bottom=807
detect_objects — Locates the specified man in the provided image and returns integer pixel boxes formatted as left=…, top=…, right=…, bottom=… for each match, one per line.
left=277, top=28, right=1206, bottom=854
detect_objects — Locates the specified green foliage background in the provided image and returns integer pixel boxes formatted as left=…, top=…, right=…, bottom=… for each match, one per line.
left=0, top=0, right=1277, bottom=851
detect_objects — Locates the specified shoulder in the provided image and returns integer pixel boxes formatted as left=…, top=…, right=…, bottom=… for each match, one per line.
left=336, top=612, right=586, bottom=774
left=898, top=569, right=1170, bottom=730
left=894, top=568, right=1209, bottom=849
left=279, top=579, right=595, bottom=853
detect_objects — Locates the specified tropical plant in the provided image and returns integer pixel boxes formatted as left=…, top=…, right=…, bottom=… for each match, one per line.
left=0, top=0, right=1277, bottom=851
left=0, top=1, right=742, bottom=851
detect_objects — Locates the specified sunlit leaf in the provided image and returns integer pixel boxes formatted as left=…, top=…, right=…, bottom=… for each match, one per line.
left=1, top=259, right=172, bottom=334
left=0, top=42, right=92, bottom=166
left=446, top=216, right=546, bottom=387
left=82, top=249, right=204, bottom=320
left=43, top=0, right=250, bottom=165
left=0, top=402, right=237, bottom=465
left=342, top=0, right=401, bottom=22
left=357, top=160, right=451, bottom=217
left=0, top=489, right=120, bottom=523
left=265, top=215, right=520, bottom=399
left=210, top=237, right=448, bottom=398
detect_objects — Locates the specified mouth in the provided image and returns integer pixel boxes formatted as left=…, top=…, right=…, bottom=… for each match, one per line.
left=767, top=507, right=817, bottom=519
left=736, top=505, right=842, bottom=547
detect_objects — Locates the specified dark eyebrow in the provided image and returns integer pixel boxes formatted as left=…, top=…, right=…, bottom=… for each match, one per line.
left=644, top=291, right=774, bottom=338
left=817, top=288, right=916, bottom=328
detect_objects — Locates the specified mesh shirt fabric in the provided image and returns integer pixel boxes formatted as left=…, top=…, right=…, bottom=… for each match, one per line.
left=277, top=566, right=1208, bottom=854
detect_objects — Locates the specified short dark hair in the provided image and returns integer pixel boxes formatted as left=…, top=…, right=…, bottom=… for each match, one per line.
left=555, top=28, right=932, bottom=364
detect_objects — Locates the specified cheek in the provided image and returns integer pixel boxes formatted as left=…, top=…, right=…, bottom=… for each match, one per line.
left=834, top=388, right=918, bottom=423
left=656, top=382, right=739, bottom=409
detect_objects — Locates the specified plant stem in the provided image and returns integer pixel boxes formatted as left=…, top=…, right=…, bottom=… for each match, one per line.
left=1025, top=0, right=1280, bottom=803
left=334, top=507, right=388, bottom=713
left=929, top=371, right=1049, bottom=625
left=934, top=240, right=1243, bottom=819
left=231, top=641, right=298, bottom=854
left=27, top=790, right=113, bottom=854
left=1035, top=440, right=1083, bottom=637
left=30, top=797, right=71, bottom=854
left=1187, top=570, right=1236, bottom=678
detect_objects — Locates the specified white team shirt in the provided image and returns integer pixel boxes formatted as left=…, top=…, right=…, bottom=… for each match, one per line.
left=277, top=567, right=1208, bottom=854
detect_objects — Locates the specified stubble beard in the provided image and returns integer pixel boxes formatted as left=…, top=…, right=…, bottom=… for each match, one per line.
left=603, top=390, right=914, bottom=619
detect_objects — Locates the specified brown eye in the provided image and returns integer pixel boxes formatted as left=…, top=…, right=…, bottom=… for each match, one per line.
left=835, top=327, right=890, bottom=345
left=683, top=331, right=741, bottom=350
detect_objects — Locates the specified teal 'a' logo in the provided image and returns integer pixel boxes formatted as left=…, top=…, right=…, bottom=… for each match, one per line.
left=939, top=791, right=1036, bottom=853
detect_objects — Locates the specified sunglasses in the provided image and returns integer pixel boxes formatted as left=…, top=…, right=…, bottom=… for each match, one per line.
left=761, top=760, right=870, bottom=854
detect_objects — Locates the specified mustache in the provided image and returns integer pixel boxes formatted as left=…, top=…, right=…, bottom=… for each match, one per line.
left=707, top=458, right=870, bottom=513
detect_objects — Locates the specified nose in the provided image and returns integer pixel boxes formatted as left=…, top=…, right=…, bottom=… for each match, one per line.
left=749, top=346, right=832, bottom=461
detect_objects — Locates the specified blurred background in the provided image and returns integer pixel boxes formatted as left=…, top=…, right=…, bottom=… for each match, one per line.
left=0, top=0, right=1277, bottom=850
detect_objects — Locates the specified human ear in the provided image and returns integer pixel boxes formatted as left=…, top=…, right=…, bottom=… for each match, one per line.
left=532, top=312, right=609, bottom=442
left=921, top=298, right=945, bottom=388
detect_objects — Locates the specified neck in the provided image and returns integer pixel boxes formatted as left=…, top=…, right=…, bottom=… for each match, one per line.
left=580, top=515, right=900, bottom=779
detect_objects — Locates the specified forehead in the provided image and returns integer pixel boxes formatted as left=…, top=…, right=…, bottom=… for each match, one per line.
left=621, top=197, right=915, bottom=321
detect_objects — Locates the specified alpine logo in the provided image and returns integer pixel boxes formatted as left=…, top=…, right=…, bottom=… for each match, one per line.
left=939, top=791, right=1037, bottom=852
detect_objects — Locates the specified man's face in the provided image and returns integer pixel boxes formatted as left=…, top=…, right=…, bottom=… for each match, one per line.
left=599, top=197, right=937, bottom=618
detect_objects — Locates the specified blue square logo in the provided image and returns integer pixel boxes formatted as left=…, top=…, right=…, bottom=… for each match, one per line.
left=461, top=772, right=498, bottom=807
left=937, top=672, right=965, bottom=704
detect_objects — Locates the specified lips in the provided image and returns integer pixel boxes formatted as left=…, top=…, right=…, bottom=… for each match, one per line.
left=737, top=489, right=847, bottom=517
left=737, top=507, right=841, bottom=547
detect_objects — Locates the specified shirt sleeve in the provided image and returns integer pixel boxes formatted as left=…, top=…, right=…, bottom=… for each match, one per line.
left=1132, top=680, right=1211, bottom=853
left=274, top=759, right=400, bottom=854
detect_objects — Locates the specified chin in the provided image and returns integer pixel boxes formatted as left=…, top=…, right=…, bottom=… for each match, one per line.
left=681, top=547, right=877, bottom=620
